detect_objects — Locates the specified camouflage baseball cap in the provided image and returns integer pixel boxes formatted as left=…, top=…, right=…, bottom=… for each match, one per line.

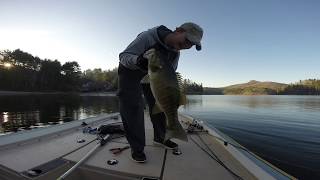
left=180, top=22, right=203, bottom=51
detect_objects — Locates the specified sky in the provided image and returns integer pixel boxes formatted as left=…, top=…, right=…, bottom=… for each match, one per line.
left=0, top=0, right=319, bottom=87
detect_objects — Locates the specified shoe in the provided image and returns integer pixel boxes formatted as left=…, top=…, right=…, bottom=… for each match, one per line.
left=153, top=139, right=178, bottom=149
left=131, top=151, right=146, bottom=163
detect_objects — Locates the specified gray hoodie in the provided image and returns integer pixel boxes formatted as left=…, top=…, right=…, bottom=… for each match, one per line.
left=119, top=26, right=180, bottom=71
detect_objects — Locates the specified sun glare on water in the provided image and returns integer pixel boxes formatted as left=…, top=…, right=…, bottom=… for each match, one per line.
left=4, top=63, right=12, bottom=68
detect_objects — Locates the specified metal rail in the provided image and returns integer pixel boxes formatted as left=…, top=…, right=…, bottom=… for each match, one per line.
left=57, top=134, right=110, bottom=180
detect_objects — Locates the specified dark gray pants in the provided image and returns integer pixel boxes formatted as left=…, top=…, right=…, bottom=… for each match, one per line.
left=117, top=63, right=166, bottom=152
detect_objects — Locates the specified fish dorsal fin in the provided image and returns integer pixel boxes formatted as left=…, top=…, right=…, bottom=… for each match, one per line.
left=176, top=72, right=187, bottom=106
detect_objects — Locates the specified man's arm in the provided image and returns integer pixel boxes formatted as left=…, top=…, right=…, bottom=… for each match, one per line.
left=119, top=31, right=151, bottom=70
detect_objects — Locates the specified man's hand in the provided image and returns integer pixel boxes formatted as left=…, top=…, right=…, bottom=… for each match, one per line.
left=136, top=43, right=165, bottom=72
left=136, top=52, right=149, bottom=71
left=143, top=48, right=156, bottom=60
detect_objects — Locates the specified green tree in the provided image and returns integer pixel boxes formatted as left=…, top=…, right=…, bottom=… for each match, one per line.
left=61, top=61, right=81, bottom=91
left=38, top=59, right=62, bottom=91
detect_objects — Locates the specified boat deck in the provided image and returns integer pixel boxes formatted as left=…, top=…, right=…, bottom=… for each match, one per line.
left=63, top=114, right=254, bottom=180
left=0, top=112, right=295, bottom=180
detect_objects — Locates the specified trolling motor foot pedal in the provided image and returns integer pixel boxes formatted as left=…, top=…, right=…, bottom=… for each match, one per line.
left=172, top=149, right=182, bottom=155
left=107, top=159, right=118, bottom=165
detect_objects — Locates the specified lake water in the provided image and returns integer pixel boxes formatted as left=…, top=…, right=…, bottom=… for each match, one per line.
left=179, top=95, right=320, bottom=180
left=0, top=94, right=319, bottom=179
left=0, top=93, right=119, bottom=133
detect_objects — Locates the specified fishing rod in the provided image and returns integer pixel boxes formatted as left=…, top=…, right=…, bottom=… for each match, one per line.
left=57, top=134, right=111, bottom=180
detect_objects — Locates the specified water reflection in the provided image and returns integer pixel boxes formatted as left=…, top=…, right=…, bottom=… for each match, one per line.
left=0, top=93, right=119, bottom=134
left=181, top=95, right=203, bottom=110
left=181, top=95, right=320, bottom=112
left=3, top=112, right=8, bottom=123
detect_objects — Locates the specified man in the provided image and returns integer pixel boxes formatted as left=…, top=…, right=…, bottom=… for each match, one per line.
left=117, top=22, right=203, bottom=163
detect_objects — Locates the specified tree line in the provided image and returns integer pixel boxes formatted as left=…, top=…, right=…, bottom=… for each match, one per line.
left=2, top=49, right=318, bottom=95
left=81, top=68, right=118, bottom=92
left=0, top=49, right=82, bottom=91
left=0, top=49, right=203, bottom=93
left=182, top=79, right=203, bottom=94
left=279, top=79, right=320, bottom=95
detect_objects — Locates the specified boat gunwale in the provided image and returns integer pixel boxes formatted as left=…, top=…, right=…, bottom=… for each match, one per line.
left=0, top=113, right=119, bottom=150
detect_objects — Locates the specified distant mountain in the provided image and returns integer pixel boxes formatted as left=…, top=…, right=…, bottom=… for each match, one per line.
left=202, top=80, right=288, bottom=95
left=223, top=80, right=288, bottom=95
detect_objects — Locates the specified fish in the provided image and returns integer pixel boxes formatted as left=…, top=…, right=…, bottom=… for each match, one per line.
left=144, top=48, right=188, bottom=142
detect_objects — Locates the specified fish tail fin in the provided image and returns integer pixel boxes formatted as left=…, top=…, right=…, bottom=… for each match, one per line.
left=165, top=122, right=188, bottom=142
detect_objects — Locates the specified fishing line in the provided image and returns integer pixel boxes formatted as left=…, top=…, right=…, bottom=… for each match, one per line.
left=190, top=135, right=244, bottom=180
left=186, top=116, right=298, bottom=179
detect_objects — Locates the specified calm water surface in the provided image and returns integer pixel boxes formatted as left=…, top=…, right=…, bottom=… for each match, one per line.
left=180, top=95, right=320, bottom=180
left=0, top=94, right=319, bottom=179
left=0, top=93, right=119, bottom=134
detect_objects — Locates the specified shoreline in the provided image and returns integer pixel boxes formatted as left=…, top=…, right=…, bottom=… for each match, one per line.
left=0, top=91, right=69, bottom=95
left=0, top=91, right=318, bottom=96
left=0, top=91, right=117, bottom=96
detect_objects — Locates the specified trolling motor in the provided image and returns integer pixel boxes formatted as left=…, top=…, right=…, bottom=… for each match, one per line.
left=186, top=118, right=206, bottom=133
